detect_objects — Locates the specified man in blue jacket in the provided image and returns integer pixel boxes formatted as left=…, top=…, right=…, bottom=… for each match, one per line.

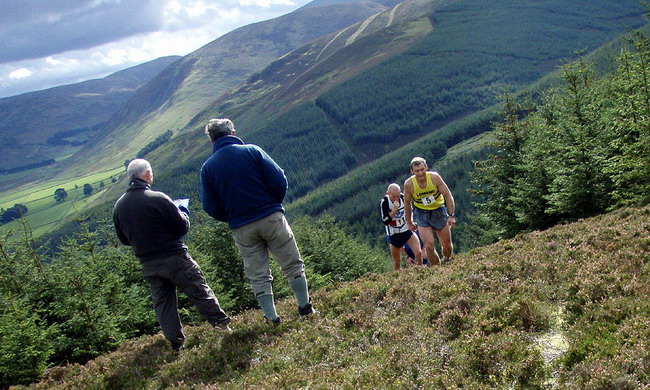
left=200, top=118, right=314, bottom=324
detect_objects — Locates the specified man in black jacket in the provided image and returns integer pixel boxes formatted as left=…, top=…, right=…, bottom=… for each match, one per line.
left=113, top=159, right=230, bottom=351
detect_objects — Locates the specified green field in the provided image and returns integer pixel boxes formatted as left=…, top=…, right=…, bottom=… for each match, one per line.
left=0, top=166, right=124, bottom=237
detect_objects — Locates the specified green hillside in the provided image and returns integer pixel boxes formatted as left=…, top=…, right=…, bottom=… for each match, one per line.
left=0, top=166, right=122, bottom=237
left=150, top=0, right=645, bottom=200
left=287, top=20, right=650, bottom=249
left=16, top=205, right=650, bottom=389
left=258, top=0, right=645, bottom=198
left=57, top=0, right=395, bottom=176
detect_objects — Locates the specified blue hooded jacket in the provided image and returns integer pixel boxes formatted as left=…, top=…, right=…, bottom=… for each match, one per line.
left=200, top=135, right=288, bottom=229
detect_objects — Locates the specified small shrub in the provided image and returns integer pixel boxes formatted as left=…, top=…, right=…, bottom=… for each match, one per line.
left=0, top=302, right=57, bottom=387
left=478, top=295, right=550, bottom=334
left=453, top=331, right=548, bottom=388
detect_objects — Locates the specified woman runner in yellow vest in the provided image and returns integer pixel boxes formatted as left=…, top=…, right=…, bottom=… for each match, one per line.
left=404, top=156, right=456, bottom=264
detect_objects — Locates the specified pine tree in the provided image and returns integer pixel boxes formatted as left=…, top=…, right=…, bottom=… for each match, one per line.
left=605, top=33, right=650, bottom=206
left=544, top=58, right=612, bottom=218
left=473, top=93, right=531, bottom=238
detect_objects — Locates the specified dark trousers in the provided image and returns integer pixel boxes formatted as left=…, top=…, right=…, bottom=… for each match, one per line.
left=141, top=251, right=230, bottom=348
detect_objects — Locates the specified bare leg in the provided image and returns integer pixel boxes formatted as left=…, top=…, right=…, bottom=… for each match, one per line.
left=405, top=233, right=423, bottom=266
left=417, top=226, right=440, bottom=265
left=427, top=246, right=440, bottom=265
left=390, top=244, right=402, bottom=271
left=400, top=247, right=415, bottom=267
left=436, top=225, right=453, bottom=259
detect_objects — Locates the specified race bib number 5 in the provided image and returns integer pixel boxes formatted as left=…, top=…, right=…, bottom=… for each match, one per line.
left=421, top=195, right=437, bottom=206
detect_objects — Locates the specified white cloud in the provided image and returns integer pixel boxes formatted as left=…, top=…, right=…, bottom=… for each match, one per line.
left=45, top=57, right=64, bottom=66
left=184, top=1, right=217, bottom=18
left=239, top=0, right=297, bottom=8
left=0, top=0, right=312, bottom=98
left=8, top=68, right=33, bottom=80
left=138, top=30, right=215, bottom=58
left=44, top=56, right=81, bottom=71
left=101, top=48, right=130, bottom=66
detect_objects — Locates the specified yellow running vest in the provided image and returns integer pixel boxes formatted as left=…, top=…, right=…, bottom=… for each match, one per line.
left=410, top=173, right=445, bottom=210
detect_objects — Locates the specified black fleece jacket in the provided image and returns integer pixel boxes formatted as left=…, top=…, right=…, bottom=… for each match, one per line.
left=113, top=178, right=188, bottom=261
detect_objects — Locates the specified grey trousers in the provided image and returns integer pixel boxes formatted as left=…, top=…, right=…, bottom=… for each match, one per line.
left=232, top=212, right=305, bottom=296
left=141, top=251, right=230, bottom=348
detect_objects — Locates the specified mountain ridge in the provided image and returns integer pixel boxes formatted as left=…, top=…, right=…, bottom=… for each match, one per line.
left=58, top=0, right=395, bottom=175
left=0, top=56, right=180, bottom=171
left=144, top=0, right=646, bottom=203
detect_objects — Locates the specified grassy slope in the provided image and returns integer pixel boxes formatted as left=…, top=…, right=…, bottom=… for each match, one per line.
left=22, top=205, right=649, bottom=389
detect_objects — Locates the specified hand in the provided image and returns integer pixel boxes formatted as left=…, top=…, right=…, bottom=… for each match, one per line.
left=408, top=221, right=417, bottom=231
left=393, top=200, right=400, bottom=208
left=448, top=216, right=455, bottom=228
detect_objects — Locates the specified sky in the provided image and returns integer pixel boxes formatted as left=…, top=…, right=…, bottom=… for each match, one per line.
left=0, top=0, right=312, bottom=99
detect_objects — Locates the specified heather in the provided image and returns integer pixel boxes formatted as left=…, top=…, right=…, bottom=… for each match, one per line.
left=15, top=205, right=649, bottom=389
left=0, top=214, right=388, bottom=387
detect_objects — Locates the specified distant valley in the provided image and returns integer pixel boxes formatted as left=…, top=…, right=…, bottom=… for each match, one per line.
left=0, top=56, right=180, bottom=172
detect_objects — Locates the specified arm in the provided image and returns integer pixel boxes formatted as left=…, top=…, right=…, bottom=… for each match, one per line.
left=200, top=167, right=227, bottom=221
left=112, top=210, right=130, bottom=246
left=431, top=172, right=456, bottom=228
left=380, top=197, right=393, bottom=225
left=403, top=178, right=417, bottom=231
left=161, top=194, right=190, bottom=237
left=257, top=146, right=288, bottom=202
left=391, top=195, right=405, bottom=219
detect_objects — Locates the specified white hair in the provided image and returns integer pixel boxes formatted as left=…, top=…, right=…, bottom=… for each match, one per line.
left=387, top=183, right=401, bottom=193
left=127, top=159, right=151, bottom=180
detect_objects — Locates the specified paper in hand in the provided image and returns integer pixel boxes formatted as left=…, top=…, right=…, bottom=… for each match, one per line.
left=173, top=198, right=189, bottom=209
left=173, top=198, right=190, bottom=214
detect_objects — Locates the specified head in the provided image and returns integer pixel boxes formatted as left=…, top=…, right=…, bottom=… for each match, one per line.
left=205, top=118, right=236, bottom=143
left=127, top=159, right=153, bottom=184
left=410, top=156, right=428, bottom=178
left=386, top=183, right=401, bottom=202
